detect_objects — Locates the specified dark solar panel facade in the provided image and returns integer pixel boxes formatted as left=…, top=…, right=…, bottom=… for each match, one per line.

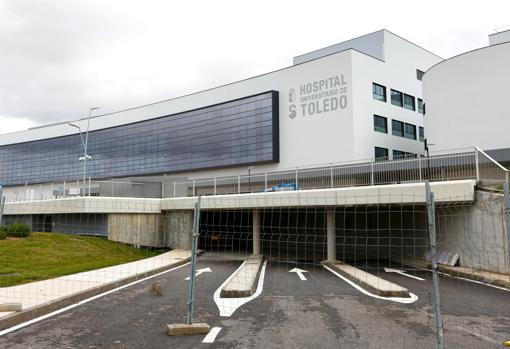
left=0, top=91, right=279, bottom=186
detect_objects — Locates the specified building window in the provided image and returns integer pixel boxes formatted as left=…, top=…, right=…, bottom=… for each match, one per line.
left=393, top=150, right=406, bottom=160
left=392, top=120, right=404, bottom=137
left=404, top=123, right=417, bottom=140
left=372, top=83, right=386, bottom=102
left=403, top=94, right=415, bottom=111
left=375, top=147, right=389, bottom=161
left=373, top=115, right=387, bottom=133
left=391, top=89, right=403, bottom=107
left=418, top=98, right=425, bottom=114
left=419, top=127, right=424, bottom=142
left=393, top=150, right=416, bottom=160
left=416, top=69, right=425, bottom=81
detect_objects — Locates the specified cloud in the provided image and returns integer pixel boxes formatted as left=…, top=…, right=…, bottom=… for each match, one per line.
left=0, top=0, right=509, bottom=131
left=0, top=115, right=36, bottom=134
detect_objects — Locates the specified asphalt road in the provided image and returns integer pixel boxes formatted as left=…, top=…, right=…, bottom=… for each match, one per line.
left=1, top=257, right=509, bottom=349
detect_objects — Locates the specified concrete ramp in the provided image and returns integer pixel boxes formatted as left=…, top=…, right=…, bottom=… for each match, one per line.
left=325, top=262, right=410, bottom=298
left=220, top=256, right=264, bottom=298
left=214, top=256, right=267, bottom=317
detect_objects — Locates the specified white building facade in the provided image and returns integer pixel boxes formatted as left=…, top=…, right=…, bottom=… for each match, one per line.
left=423, top=30, right=510, bottom=163
left=0, top=30, right=441, bottom=199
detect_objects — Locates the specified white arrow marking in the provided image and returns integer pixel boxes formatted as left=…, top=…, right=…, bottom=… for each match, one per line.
left=384, top=268, right=425, bottom=281
left=289, top=268, right=308, bottom=281
left=185, top=267, right=212, bottom=280
left=214, top=261, right=267, bottom=317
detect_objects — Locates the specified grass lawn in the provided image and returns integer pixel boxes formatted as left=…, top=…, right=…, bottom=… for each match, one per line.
left=0, top=232, right=161, bottom=287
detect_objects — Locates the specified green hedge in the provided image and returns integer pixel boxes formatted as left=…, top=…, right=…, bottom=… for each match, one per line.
left=0, top=223, right=32, bottom=238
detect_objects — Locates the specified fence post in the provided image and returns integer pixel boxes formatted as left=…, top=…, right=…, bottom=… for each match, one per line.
left=186, top=195, right=201, bottom=325
left=503, top=182, right=510, bottom=279
left=264, top=172, right=268, bottom=190
left=173, top=180, right=176, bottom=198
left=63, top=181, right=66, bottom=198
left=0, top=188, right=5, bottom=226
left=475, top=147, right=480, bottom=183
left=238, top=175, right=241, bottom=194
left=253, top=209, right=261, bottom=255
left=371, top=162, right=375, bottom=186
left=88, top=177, right=91, bottom=196
left=214, top=177, right=217, bottom=195
left=425, top=181, right=444, bottom=349
left=295, top=168, right=299, bottom=190
left=418, top=156, right=422, bottom=181
left=330, top=163, right=334, bottom=188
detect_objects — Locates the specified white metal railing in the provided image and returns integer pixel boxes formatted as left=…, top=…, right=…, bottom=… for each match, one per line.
left=474, top=146, right=510, bottom=186
left=2, top=146, right=508, bottom=203
left=184, top=149, right=480, bottom=197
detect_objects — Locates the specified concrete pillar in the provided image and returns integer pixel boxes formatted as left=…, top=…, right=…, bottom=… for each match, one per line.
left=253, top=209, right=261, bottom=256
left=162, top=210, right=194, bottom=250
left=327, top=208, right=336, bottom=262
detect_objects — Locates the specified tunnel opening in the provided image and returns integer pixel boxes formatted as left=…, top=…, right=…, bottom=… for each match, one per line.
left=198, top=209, right=253, bottom=256
left=197, top=205, right=428, bottom=268
left=335, top=205, right=428, bottom=272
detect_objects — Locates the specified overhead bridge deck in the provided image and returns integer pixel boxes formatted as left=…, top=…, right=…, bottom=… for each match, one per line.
left=3, top=180, right=475, bottom=215
left=3, top=179, right=500, bottom=278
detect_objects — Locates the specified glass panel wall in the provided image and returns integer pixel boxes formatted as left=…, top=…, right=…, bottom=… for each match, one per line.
left=0, top=91, right=279, bottom=186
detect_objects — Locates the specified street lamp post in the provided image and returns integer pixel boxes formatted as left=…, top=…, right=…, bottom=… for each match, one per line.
left=69, top=107, right=99, bottom=196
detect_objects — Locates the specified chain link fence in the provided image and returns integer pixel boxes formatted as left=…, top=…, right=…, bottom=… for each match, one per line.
left=0, top=180, right=509, bottom=347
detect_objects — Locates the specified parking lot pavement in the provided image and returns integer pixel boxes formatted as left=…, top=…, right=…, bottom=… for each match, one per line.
left=356, top=263, right=510, bottom=346
left=358, top=263, right=510, bottom=317
left=0, top=258, right=509, bottom=348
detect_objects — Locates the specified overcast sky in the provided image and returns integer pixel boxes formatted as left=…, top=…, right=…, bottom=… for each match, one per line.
left=1, top=0, right=509, bottom=134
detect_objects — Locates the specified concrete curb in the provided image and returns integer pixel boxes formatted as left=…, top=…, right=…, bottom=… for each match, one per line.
left=323, top=261, right=410, bottom=298
left=0, top=304, right=22, bottom=312
left=395, top=257, right=510, bottom=289
left=438, top=265, right=510, bottom=288
left=0, top=256, right=190, bottom=331
left=220, top=255, right=263, bottom=298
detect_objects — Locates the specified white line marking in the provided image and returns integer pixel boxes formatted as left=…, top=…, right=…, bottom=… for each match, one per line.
left=438, top=271, right=510, bottom=292
left=323, top=265, right=418, bottom=304
left=452, top=325, right=502, bottom=345
left=0, top=262, right=191, bottom=337
left=397, top=264, right=510, bottom=292
left=384, top=268, right=425, bottom=281
left=185, top=267, right=212, bottom=280
left=214, top=261, right=267, bottom=317
left=202, top=326, right=222, bottom=343
left=289, top=268, right=308, bottom=281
